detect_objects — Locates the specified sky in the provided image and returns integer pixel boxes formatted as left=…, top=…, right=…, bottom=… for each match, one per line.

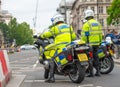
left=1, top=0, right=62, bottom=33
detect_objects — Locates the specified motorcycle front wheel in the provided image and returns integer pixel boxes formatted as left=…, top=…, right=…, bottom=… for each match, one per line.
left=69, top=61, right=85, bottom=83
left=100, top=56, right=114, bottom=74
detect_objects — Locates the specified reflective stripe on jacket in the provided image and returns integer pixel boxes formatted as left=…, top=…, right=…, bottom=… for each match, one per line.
left=81, top=19, right=103, bottom=46
left=40, top=23, right=76, bottom=44
left=40, top=23, right=76, bottom=65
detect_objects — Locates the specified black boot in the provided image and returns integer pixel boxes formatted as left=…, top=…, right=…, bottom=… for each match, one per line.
left=86, top=70, right=94, bottom=77
left=45, top=77, right=55, bottom=83
left=95, top=67, right=101, bottom=77
left=95, top=71, right=101, bottom=76
left=87, top=62, right=94, bottom=77
left=45, top=61, right=55, bottom=83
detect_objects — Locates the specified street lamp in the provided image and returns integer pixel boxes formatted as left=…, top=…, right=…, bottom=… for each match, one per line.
left=96, top=0, right=99, bottom=21
left=64, top=0, right=67, bottom=23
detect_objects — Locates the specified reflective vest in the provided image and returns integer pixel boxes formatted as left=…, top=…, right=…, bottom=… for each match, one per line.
left=40, top=23, right=76, bottom=65
left=81, top=19, right=103, bottom=46
left=40, top=23, right=76, bottom=44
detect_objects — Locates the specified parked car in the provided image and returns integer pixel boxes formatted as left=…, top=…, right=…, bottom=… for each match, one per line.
left=20, top=44, right=36, bottom=50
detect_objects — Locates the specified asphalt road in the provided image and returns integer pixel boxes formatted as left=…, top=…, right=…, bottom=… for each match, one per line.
left=8, top=50, right=120, bottom=87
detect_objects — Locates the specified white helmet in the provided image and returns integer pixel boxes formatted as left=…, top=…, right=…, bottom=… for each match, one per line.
left=84, top=9, right=94, bottom=19
left=52, top=14, right=64, bottom=24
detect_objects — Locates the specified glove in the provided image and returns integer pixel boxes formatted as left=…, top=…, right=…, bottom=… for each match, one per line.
left=39, top=59, right=44, bottom=64
left=38, top=36, right=44, bottom=40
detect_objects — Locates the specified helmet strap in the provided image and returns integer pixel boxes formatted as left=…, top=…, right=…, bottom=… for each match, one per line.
left=86, top=16, right=94, bottom=20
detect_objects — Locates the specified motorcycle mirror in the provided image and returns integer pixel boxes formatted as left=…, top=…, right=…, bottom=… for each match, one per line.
left=33, top=35, right=38, bottom=38
left=51, top=18, right=54, bottom=22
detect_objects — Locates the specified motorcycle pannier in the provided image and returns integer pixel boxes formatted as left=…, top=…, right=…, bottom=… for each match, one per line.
left=97, top=46, right=106, bottom=58
left=55, top=48, right=73, bottom=66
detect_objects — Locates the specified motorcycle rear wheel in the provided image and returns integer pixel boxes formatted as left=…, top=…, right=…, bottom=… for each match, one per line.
left=69, top=62, right=85, bottom=83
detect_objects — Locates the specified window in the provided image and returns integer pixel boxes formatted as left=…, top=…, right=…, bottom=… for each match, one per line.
left=81, top=7, right=87, bottom=13
left=99, top=19, right=104, bottom=26
left=91, top=7, right=95, bottom=12
left=98, top=6, right=103, bottom=14
left=106, top=0, right=111, bottom=2
left=98, top=0, right=103, bottom=2
left=81, top=7, right=85, bottom=13
left=106, top=6, right=109, bottom=13
left=82, top=0, right=87, bottom=2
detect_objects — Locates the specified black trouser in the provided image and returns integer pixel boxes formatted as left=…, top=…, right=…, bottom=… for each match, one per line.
left=92, top=46, right=100, bottom=73
left=49, top=60, right=55, bottom=79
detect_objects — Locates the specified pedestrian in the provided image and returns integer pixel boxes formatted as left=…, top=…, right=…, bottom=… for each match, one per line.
left=81, top=9, right=103, bottom=77
left=113, top=31, right=120, bottom=59
left=39, top=14, right=76, bottom=82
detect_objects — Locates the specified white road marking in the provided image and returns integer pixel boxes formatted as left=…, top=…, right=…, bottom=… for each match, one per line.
left=33, top=60, right=39, bottom=69
left=24, top=79, right=71, bottom=83
left=78, top=84, right=93, bottom=87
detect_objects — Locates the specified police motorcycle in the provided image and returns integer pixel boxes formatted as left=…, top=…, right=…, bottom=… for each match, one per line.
left=85, top=32, right=114, bottom=74
left=98, top=36, right=114, bottom=74
left=33, top=34, right=91, bottom=83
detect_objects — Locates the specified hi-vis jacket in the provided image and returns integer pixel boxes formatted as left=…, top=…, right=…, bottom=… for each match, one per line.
left=39, top=23, right=76, bottom=65
left=81, top=19, right=103, bottom=46
left=40, top=23, right=76, bottom=44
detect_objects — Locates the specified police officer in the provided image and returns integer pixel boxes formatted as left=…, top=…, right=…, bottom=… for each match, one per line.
left=81, top=9, right=103, bottom=77
left=39, top=14, right=76, bottom=82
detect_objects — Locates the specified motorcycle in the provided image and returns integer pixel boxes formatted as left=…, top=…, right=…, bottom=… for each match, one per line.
left=34, top=36, right=91, bottom=83
left=84, top=32, right=114, bottom=75
left=98, top=37, right=114, bottom=74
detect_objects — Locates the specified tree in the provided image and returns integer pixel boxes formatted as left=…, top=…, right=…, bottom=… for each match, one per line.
left=107, top=0, right=120, bottom=25
left=0, top=22, right=9, bottom=43
left=7, top=18, right=34, bottom=46
left=8, top=18, right=18, bottom=43
left=0, top=18, right=34, bottom=46
left=16, top=22, right=34, bottom=45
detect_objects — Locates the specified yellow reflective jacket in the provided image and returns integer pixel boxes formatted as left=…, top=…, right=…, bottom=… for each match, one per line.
left=40, top=23, right=76, bottom=44
left=81, top=19, right=103, bottom=46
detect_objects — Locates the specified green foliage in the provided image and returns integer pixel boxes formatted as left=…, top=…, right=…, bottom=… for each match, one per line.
left=15, top=22, right=34, bottom=45
left=107, top=0, right=120, bottom=25
left=0, top=18, right=34, bottom=46
left=0, top=22, right=9, bottom=42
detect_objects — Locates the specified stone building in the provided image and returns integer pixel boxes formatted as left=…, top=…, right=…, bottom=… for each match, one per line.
left=70, top=0, right=117, bottom=34
left=58, top=0, right=119, bottom=34
left=57, top=0, right=75, bottom=24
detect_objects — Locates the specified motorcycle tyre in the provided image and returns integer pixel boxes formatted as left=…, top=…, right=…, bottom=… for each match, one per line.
left=100, top=56, right=114, bottom=74
left=69, top=62, right=85, bottom=83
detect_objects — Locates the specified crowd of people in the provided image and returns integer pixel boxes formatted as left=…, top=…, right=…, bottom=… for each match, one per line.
left=105, top=29, right=120, bottom=58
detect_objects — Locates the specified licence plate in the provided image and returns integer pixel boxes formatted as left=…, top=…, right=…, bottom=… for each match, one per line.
left=78, top=54, right=88, bottom=62
left=109, top=50, right=114, bottom=55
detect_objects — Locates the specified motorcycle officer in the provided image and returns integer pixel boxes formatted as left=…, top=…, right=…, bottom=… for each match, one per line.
left=81, top=9, right=103, bottom=77
left=39, top=14, right=76, bottom=82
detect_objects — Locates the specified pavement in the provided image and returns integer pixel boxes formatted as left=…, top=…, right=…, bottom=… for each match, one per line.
left=114, top=58, right=120, bottom=65
left=6, top=75, right=26, bottom=87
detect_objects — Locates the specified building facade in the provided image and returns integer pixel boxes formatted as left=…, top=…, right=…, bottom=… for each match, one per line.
left=57, top=0, right=75, bottom=24
left=0, top=0, right=12, bottom=48
left=70, top=0, right=117, bottom=34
